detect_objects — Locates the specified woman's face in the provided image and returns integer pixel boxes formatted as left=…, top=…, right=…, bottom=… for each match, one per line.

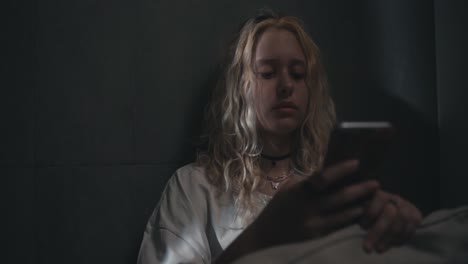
left=253, top=27, right=309, bottom=136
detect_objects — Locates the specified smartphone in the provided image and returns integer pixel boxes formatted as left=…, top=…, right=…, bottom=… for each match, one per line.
left=323, top=121, right=395, bottom=190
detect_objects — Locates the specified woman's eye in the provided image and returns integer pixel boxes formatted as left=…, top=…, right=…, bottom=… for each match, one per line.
left=291, top=72, right=305, bottom=80
left=259, top=72, right=275, bottom=79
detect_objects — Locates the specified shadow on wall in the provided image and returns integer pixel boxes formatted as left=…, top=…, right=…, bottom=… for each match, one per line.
left=169, top=67, right=221, bottom=169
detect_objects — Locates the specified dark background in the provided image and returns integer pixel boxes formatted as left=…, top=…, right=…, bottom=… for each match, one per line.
left=3, top=0, right=467, bottom=263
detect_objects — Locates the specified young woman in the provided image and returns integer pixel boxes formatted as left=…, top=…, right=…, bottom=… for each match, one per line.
left=137, top=10, right=422, bottom=264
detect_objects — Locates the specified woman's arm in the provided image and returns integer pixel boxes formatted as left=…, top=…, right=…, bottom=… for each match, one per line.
left=215, top=159, right=423, bottom=263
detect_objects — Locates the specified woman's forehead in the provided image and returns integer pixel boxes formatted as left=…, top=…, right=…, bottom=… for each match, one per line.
left=254, top=28, right=305, bottom=63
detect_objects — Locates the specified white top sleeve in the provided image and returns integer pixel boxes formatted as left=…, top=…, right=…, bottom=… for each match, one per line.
left=137, top=164, right=272, bottom=264
left=137, top=165, right=212, bottom=264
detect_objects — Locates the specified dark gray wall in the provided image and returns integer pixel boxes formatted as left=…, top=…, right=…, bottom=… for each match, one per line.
left=434, top=0, right=468, bottom=207
left=3, top=0, right=465, bottom=263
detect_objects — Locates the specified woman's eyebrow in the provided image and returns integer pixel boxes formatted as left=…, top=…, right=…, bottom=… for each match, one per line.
left=255, top=58, right=278, bottom=66
left=289, top=58, right=306, bottom=67
left=255, top=58, right=305, bottom=66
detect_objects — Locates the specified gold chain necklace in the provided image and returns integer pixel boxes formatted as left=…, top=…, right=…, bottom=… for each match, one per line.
left=265, top=169, right=294, bottom=190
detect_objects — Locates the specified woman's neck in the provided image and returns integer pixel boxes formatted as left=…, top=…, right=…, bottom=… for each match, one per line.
left=261, top=133, right=292, bottom=157
left=260, top=132, right=292, bottom=172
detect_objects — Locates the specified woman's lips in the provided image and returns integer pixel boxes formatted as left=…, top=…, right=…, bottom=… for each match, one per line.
left=273, top=106, right=297, bottom=115
left=273, top=101, right=298, bottom=114
left=275, top=107, right=296, bottom=112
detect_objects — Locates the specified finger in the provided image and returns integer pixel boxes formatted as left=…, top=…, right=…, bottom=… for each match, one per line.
left=360, top=190, right=387, bottom=229
left=375, top=208, right=405, bottom=253
left=320, top=180, right=379, bottom=212
left=363, top=203, right=397, bottom=253
left=320, top=205, right=364, bottom=235
left=313, top=159, right=359, bottom=190
left=393, top=222, right=413, bottom=246
left=404, top=200, right=423, bottom=228
left=392, top=205, right=420, bottom=245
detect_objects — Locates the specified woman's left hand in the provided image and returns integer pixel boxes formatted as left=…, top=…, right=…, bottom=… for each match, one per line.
left=359, top=190, right=422, bottom=254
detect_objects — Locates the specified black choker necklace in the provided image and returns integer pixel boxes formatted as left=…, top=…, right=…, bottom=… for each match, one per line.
left=261, top=153, right=290, bottom=166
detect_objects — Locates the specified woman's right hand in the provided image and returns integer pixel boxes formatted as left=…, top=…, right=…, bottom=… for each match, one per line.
left=250, top=159, right=379, bottom=248
left=214, top=159, right=379, bottom=263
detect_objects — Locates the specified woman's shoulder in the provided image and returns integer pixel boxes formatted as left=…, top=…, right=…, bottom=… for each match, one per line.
left=172, top=162, right=208, bottom=182
left=166, top=163, right=213, bottom=195
left=174, top=162, right=206, bottom=177
left=155, top=163, right=214, bottom=222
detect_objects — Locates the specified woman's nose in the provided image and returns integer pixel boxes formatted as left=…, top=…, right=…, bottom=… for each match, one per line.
left=277, top=69, right=293, bottom=97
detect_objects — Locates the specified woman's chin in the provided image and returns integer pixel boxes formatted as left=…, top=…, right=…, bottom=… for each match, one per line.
left=267, top=121, right=301, bottom=136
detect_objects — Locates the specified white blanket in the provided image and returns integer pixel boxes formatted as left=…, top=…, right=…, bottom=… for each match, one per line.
left=233, top=206, right=468, bottom=264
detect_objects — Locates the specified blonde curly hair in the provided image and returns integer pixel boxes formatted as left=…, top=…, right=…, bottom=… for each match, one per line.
left=197, top=10, right=336, bottom=219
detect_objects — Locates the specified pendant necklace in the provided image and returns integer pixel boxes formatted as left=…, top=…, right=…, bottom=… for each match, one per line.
left=265, top=170, right=293, bottom=189
left=261, top=153, right=292, bottom=190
